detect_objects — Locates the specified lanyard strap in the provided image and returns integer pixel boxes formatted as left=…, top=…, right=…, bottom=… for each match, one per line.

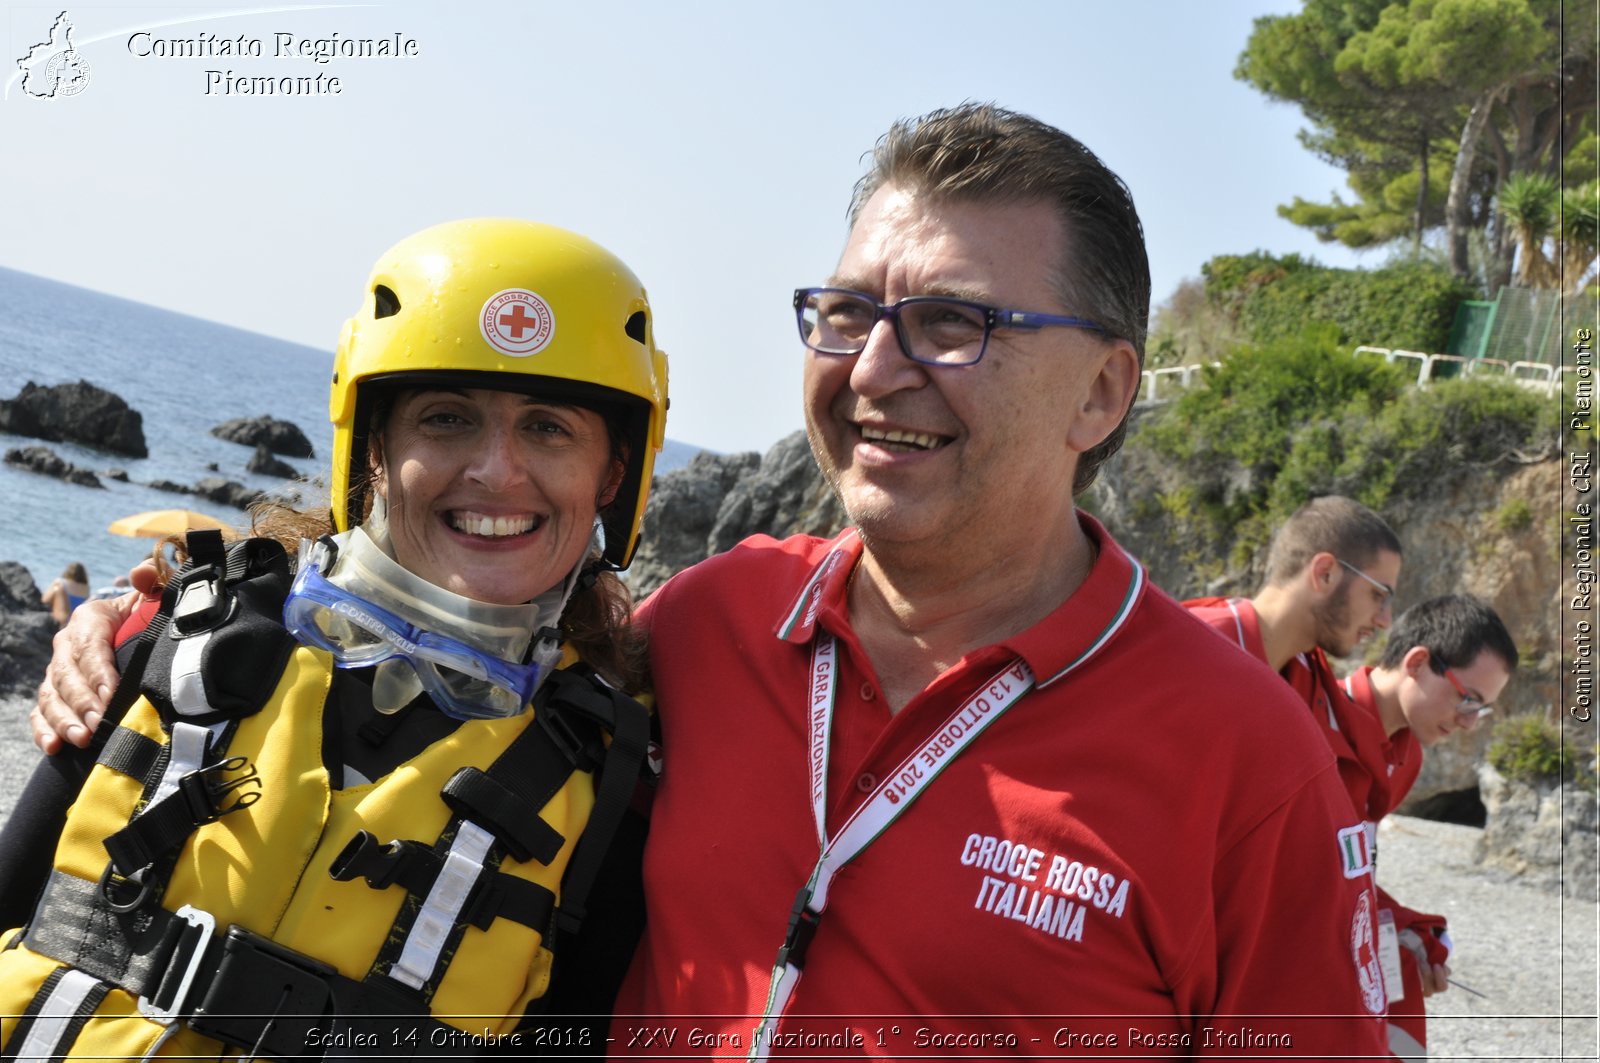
left=749, top=636, right=1037, bottom=1060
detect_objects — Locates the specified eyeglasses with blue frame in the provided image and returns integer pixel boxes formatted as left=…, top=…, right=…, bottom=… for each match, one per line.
left=794, top=286, right=1106, bottom=367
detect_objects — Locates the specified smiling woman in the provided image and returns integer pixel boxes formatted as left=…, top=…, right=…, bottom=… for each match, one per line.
left=0, top=219, right=669, bottom=1058
left=372, top=388, right=622, bottom=608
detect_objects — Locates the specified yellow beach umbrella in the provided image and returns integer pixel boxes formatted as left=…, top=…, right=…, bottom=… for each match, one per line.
left=107, top=509, right=231, bottom=539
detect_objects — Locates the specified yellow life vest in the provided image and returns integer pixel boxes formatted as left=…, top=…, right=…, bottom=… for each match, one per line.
left=0, top=534, right=646, bottom=1060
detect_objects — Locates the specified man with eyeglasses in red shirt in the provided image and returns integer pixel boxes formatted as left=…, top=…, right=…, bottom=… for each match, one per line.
left=1186, top=497, right=1404, bottom=808
left=1334, top=594, right=1517, bottom=1060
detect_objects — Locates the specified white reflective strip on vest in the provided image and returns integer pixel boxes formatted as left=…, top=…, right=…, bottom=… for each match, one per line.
left=390, top=820, right=495, bottom=990
left=170, top=630, right=214, bottom=717
left=15, top=968, right=101, bottom=1062
left=144, top=720, right=212, bottom=814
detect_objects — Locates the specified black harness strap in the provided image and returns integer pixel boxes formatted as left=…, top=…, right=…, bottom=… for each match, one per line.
left=21, top=871, right=185, bottom=999
left=17, top=869, right=467, bottom=1060
left=440, top=767, right=565, bottom=865
left=88, top=534, right=291, bottom=905
left=353, top=670, right=612, bottom=998
left=97, top=727, right=164, bottom=783
left=101, top=751, right=260, bottom=877
left=544, top=677, right=650, bottom=942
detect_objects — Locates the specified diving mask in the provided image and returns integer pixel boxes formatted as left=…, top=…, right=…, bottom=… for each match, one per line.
left=283, top=527, right=573, bottom=721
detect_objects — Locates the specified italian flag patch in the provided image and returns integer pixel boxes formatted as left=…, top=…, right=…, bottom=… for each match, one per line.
left=1338, top=824, right=1373, bottom=878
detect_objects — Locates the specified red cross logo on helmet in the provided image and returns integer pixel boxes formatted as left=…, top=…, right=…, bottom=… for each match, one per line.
left=480, top=289, right=556, bottom=356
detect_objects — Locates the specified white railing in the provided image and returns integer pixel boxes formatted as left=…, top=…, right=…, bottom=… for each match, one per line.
left=1141, top=348, right=1569, bottom=402
left=1140, top=363, right=1219, bottom=403
left=1349, top=346, right=1559, bottom=394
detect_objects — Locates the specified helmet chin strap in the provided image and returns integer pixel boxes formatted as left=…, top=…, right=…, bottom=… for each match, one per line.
left=323, top=498, right=601, bottom=715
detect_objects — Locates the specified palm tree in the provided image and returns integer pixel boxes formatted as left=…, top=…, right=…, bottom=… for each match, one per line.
left=1497, top=172, right=1560, bottom=289
left=1558, top=181, right=1599, bottom=296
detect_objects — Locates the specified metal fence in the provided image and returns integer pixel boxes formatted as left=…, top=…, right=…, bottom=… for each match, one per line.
left=1448, top=286, right=1597, bottom=366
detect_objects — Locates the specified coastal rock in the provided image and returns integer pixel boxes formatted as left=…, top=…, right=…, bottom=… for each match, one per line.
left=211, top=416, right=315, bottom=458
left=1476, top=762, right=1598, bottom=897
left=0, top=562, right=42, bottom=614
left=104, top=468, right=129, bottom=482
left=148, top=479, right=193, bottom=496
left=629, top=431, right=849, bottom=597
left=194, top=477, right=264, bottom=511
left=707, top=431, right=848, bottom=555
left=0, top=380, right=147, bottom=457
left=4, top=445, right=103, bottom=488
left=629, top=450, right=760, bottom=597
left=247, top=444, right=299, bottom=479
left=1394, top=726, right=1494, bottom=818
left=0, top=610, right=55, bottom=699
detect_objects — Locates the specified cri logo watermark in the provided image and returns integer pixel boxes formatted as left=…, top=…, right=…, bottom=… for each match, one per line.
left=16, top=11, right=91, bottom=98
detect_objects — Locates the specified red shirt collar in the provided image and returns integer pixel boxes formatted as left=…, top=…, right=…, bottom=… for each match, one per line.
left=772, top=515, right=1147, bottom=688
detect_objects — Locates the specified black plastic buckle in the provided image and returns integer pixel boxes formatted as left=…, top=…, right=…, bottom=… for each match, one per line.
left=537, top=702, right=587, bottom=767
left=775, top=887, right=822, bottom=971
left=188, top=925, right=335, bottom=1060
left=178, top=755, right=261, bottom=823
left=169, top=564, right=235, bottom=636
left=328, top=830, right=427, bottom=891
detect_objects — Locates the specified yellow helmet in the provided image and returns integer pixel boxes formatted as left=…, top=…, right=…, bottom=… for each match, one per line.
left=330, top=219, right=668, bottom=569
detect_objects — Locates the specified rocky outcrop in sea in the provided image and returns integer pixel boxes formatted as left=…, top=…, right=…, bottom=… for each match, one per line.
left=4, top=445, right=103, bottom=488
left=193, top=477, right=265, bottom=511
left=0, top=380, right=147, bottom=457
left=247, top=444, right=299, bottom=479
left=211, top=415, right=315, bottom=458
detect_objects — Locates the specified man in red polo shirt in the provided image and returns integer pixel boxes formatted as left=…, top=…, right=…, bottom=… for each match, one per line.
left=1185, top=496, right=1404, bottom=813
left=1335, top=594, right=1517, bottom=1060
left=606, top=106, right=1386, bottom=1058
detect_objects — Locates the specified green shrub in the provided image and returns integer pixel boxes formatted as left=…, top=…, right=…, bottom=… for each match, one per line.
left=1201, top=252, right=1476, bottom=353
left=1494, top=498, right=1535, bottom=534
left=1269, top=377, right=1550, bottom=512
left=1488, top=714, right=1576, bottom=784
left=1140, top=327, right=1409, bottom=558
left=1127, top=334, right=1555, bottom=574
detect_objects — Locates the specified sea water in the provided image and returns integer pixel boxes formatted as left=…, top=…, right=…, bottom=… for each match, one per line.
left=1, top=266, right=338, bottom=591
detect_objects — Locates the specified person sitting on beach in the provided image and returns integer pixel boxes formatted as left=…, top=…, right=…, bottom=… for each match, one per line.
left=89, top=574, right=131, bottom=601
left=0, top=218, right=665, bottom=1059
left=39, top=562, right=88, bottom=627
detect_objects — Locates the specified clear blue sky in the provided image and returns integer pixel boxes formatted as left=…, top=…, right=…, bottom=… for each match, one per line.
left=1, top=0, right=1375, bottom=455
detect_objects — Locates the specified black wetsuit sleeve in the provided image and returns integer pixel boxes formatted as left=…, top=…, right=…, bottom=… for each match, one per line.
left=0, top=632, right=145, bottom=930
left=0, top=741, right=100, bottom=929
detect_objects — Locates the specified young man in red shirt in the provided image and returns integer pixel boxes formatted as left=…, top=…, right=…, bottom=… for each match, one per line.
left=1335, top=594, right=1517, bottom=1059
left=1186, top=496, right=1404, bottom=819
left=1184, top=499, right=1509, bottom=1059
